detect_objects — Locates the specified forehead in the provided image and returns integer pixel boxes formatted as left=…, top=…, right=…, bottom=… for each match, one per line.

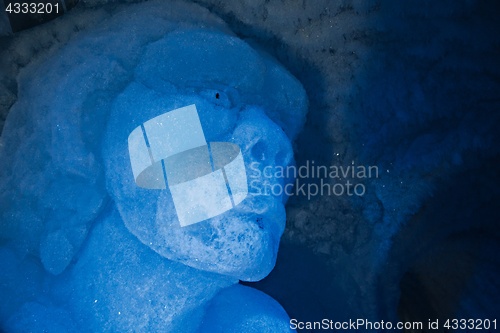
left=135, top=29, right=266, bottom=92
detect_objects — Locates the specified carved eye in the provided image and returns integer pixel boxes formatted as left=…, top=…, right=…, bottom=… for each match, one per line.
left=199, top=89, right=234, bottom=108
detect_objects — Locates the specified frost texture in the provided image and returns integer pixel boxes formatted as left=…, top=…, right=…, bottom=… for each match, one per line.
left=0, top=1, right=307, bottom=331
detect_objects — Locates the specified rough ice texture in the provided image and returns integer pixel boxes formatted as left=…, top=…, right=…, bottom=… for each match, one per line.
left=1, top=0, right=499, bottom=328
left=0, top=0, right=307, bottom=331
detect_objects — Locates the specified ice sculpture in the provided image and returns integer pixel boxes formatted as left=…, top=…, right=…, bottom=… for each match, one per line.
left=0, top=1, right=307, bottom=332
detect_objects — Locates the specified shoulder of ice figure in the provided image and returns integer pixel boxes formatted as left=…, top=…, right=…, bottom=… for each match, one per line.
left=198, top=284, right=295, bottom=333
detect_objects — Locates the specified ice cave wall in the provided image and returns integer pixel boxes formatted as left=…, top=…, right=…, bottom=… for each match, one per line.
left=182, top=0, right=500, bottom=323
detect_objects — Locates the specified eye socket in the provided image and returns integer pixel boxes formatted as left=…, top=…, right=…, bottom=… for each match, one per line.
left=198, top=88, right=239, bottom=109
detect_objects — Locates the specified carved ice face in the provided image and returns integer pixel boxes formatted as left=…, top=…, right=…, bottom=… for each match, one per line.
left=103, top=30, right=307, bottom=281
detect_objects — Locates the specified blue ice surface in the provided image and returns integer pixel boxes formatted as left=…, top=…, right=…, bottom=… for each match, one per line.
left=0, top=0, right=307, bottom=331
